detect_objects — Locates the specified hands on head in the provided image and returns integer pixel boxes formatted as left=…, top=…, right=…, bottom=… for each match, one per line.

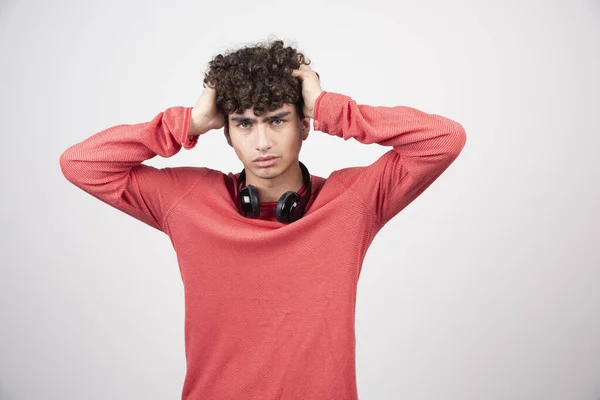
left=188, top=64, right=322, bottom=138
left=290, top=64, right=323, bottom=120
left=188, top=82, right=225, bottom=137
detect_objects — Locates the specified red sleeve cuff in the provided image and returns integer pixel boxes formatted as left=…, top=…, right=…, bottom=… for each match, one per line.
left=312, top=91, right=328, bottom=131
left=181, top=107, right=199, bottom=149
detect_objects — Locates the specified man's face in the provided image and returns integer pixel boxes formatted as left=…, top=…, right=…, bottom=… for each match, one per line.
left=225, top=103, right=310, bottom=182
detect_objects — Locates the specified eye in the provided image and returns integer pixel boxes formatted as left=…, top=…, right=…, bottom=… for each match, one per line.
left=237, top=119, right=285, bottom=129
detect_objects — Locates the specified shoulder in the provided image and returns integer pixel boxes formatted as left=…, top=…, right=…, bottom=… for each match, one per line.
left=326, top=165, right=367, bottom=188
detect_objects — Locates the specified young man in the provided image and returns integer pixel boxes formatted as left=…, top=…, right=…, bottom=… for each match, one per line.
left=60, top=40, right=467, bottom=399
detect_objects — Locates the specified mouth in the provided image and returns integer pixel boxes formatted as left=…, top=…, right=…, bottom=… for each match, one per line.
left=253, top=157, right=279, bottom=167
left=254, top=155, right=278, bottom=161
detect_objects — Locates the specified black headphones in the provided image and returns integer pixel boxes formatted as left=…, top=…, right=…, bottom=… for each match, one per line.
left=236, top=161, right=312, bottom=223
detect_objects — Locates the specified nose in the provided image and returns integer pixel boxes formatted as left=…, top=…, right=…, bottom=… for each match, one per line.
left=255, top=123, right=273, bottom=151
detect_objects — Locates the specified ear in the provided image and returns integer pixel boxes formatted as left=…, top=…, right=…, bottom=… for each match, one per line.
left=300, top=116, right=310, bottom=141
left=224, top=122, right=232, bottom=147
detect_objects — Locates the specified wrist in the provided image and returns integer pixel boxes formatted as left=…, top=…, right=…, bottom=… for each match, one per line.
left=188, top=108, right=209, bottom=137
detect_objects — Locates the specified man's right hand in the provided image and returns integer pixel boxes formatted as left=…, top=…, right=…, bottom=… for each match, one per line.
left=188, top=84, right=226, bottom=137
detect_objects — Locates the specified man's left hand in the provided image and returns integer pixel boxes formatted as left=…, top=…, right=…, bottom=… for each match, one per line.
left=291, top=64, right=323, bottom=119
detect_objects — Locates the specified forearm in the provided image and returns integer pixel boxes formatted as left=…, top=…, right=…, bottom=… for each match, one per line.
left=189, top=107, right=207, bottom=137
left=59, top=106, right=196, bottom=201
left=313, top=91, right=466, bottom=159
left=312, top=90, right=467, bottom=227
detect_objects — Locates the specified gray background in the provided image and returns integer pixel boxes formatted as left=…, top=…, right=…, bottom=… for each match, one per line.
left=1, top=0, right=599, bottom=399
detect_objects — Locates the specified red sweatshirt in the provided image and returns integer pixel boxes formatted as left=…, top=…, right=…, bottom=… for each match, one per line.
left=60, top=90, right=466, bottom=399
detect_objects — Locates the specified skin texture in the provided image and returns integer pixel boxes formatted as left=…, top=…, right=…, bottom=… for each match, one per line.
left=224, top=63, right=323, bottom=203
left=193, top=40, right=324, bottom=203
left=225, top=103, right=311, bottom=203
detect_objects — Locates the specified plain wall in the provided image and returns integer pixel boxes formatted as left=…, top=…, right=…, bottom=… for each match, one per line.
left=1, top=0, right=599, bottom=398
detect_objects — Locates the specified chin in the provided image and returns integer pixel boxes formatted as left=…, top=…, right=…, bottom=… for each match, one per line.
left=255, top=167, right=282, bottom=180
left=249, top=160, right=287, bottom=179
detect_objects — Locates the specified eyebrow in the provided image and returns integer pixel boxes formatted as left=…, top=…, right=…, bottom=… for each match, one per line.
left=230, top=111, right=292, bottom=123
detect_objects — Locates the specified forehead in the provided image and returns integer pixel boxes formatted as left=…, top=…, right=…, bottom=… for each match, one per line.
left=230, top=103, right=295, bottom=118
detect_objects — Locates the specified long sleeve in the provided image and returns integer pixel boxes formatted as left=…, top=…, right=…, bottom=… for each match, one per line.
left=59, top=106, right=205, bottom=233
left=313, top=91, right=467, bottom=227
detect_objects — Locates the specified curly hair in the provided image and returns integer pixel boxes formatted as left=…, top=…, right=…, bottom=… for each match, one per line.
left=202, top=38, right=314, bottom=127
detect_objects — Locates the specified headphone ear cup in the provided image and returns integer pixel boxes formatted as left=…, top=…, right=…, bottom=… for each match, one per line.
left=239, top=184, right=261, bottom=218
left=236, top=161, right=311, bottom=222
left=276, top=191, right=304, bottom=223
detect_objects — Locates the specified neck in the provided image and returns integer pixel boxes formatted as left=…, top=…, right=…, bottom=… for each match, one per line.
left=244, top=161, right=304, bottom=203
